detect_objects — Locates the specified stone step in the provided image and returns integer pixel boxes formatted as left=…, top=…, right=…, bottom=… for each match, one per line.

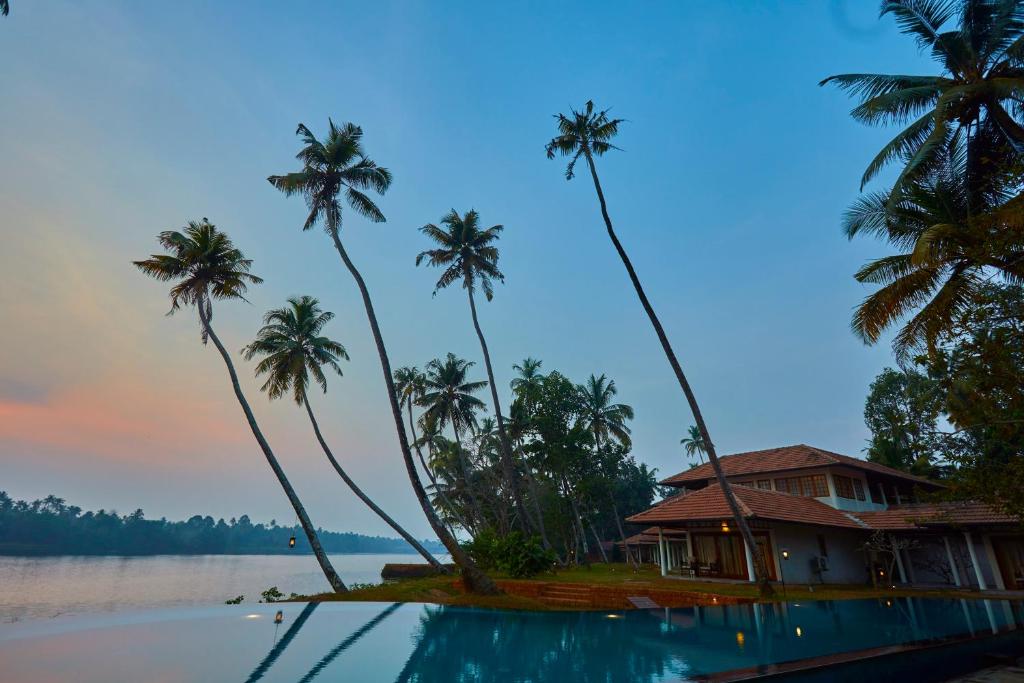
left=540, top=596, right=592, bottom=607
left=541, top=588, right=592, bottom=598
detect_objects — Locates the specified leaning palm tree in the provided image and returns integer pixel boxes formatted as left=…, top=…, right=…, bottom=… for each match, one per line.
left=680, top=425, right=708, bottom=465
left=243, top=296, right=445, bottom=571
left=546, top=102, right=772, bottom=593
left=820, top=0, right=1024, bottom=198
left=416, top=209, right=530, bottom=533
left=418, top=353, right=488, bottom=529
left=268, top=120, right=496, bottom=593
left=133, top=220, right=346, bottom=592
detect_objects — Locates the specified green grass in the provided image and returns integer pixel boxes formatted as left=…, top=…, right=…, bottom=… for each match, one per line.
left=293, top=562, right=995, bottom=611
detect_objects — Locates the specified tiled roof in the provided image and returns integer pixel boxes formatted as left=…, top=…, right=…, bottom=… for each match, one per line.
left=856, top=503, right=1018, bottom=530
left=661, top=444, right=937, bottom=487
left=626, top=483, right=866, bottom=529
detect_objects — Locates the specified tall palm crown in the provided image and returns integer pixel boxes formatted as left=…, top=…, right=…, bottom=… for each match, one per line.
left=267, top=120, right=392, bottom=235
left=680, top=425, right=708, bottom=463
left=847, top=143, right=1024, bottom=356
left=1, top=1, right=9, bottom=17
left=544, top=100, right=623, bottom=180
left=418, top=353, right=487, bottom=437
left=394, top=366, right=427, bottom=407
left=133, top=219, right=262, bottom=338
left=821, top=0, right=1024, bottom=196
left=510, top=358, right=544, bottom=395
left=578, top=374, right=635, bottom=449
left=416, top=209, right=504, bottom=299
left=243, top=296, right=348, bottom=404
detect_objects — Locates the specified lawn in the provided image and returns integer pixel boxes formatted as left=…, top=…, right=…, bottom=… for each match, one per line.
left=297, top=562, right=995, bottom=611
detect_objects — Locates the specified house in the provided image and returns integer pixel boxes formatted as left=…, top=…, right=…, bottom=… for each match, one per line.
left=626, top=444, right=1023, bottom=591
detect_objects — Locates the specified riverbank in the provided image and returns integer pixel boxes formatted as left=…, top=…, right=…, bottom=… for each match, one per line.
left=302, top=562, right=1000, bottom=611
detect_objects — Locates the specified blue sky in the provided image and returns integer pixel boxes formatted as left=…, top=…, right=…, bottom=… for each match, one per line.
left=0, top=1, right=931, bottom=536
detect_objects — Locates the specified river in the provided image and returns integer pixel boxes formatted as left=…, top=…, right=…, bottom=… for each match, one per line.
left=0, top=553, right=438, bottom=623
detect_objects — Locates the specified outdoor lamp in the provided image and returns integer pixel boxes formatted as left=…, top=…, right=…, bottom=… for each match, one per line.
left=288, top=536, right=296, bottom=548
left=274, top=610, right=283, bottom=624
left=781, top=549, right=789, bottom=560
left=795, top=626, right=803, bottom=637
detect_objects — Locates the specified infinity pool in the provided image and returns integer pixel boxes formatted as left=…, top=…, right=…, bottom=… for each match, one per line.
left=0, top=598, right=1021, bottom=682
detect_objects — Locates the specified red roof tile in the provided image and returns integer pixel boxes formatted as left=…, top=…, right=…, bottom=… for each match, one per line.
left=661, top=444, right=937, bottom=487
left=856, top=503, right=1018, bottom=530
left=626, top=483, right=866, bottom=529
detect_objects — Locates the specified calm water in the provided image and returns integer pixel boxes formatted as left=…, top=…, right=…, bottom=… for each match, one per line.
left=0, top=598, right=1022, bottom=682
left=0, top=554, right=437, bottom=622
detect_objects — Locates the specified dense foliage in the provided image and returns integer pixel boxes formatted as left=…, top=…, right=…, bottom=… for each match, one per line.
left=862, top=284, right=1024, bottom=518
left=0, top=492, right=443, bottom=556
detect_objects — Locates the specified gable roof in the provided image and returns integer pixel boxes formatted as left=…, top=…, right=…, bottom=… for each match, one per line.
left=660, top=444, right=937, bottom=488
left=626, top=483, right=866, bottom=529
left=855, top=502, right=1017, bottom=530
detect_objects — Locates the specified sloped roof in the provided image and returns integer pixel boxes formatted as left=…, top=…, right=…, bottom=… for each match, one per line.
left=626, top=483, right=866, bottom=529
left=856, top=502, right=1018, bottom=530
left=661, top=444, right=937, bottom=487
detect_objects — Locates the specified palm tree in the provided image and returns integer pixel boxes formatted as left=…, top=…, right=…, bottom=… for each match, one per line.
left=820, top=0, right=1024, bottom=198
left=578, top=374, right=634, bottom=450
left=395, top=366, right=469, bottom=532
left=680, top=425, right=707, bottom=465
left=133, top=220, right=346, bottom=592
left=579, top=373, right=637, bottom=566
left=416, top=209, right=530, bottom=533
left=418, top=353, right=488, bottom=528
left=268, top=120, right=497, bottom=593
left=846, top=143, right=1024, bottom=358
left=546, top=102, right=773, bottom=593
left=1, top=1, right=9, bottom=17
left=243, top=296, right=445, bottom=571
left=510, top=357, right=545, bottom=395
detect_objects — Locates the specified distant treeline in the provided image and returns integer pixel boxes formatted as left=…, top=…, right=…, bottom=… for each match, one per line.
left=0, top=492, right=445, bottom=556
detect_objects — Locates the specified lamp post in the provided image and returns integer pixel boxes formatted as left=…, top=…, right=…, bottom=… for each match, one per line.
left=780, top=548, right=790, bottom=600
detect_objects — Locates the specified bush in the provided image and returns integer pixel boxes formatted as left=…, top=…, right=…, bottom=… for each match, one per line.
left=463, top=530, right=556, bottom=579
left=260, top=586, right=284, bottom=603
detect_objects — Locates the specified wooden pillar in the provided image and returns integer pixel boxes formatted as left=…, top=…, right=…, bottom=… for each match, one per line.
left=964, top=531, right=987, bottom=590
left=944, top=536, right=962, bottom=587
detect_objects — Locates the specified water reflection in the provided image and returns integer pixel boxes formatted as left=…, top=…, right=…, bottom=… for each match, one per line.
left=1, top=598, right=1021, bottom=682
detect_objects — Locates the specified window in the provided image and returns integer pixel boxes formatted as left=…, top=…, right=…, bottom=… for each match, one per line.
left=756, top=480, right=772, bottom=490
left=734, top=480, right=754, bottom=488
left=834, top=475, right=865, bottom=500
left=774, top=475, right=828, bottom=497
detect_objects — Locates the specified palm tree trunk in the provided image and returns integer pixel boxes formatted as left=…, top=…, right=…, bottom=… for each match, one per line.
left=582, top=152, right=772, bottom=595
left=328, top=232, right=497, bottom=594
left=197, top=306, right=345, bottom=593
left=302, top=392, right=446, bottom=571
left=610, top=499, right=638, bottom=568
left=587, top=517, right=609, bottom=563
left=406, top=399, right=467, bottom=533
left=452, top=423, right=485, bottom=531
left=466, top=287, right=531, bottom=534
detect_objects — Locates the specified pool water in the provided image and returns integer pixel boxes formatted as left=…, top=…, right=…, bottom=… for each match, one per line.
left=0, top=598, right=1021, bottom=682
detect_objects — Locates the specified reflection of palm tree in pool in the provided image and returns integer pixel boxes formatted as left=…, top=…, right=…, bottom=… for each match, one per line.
left=394, top=606, right=679, bottom=682
left=244, top=602, right=319, bottom=683
left=296, top=603, right=402, bottom=683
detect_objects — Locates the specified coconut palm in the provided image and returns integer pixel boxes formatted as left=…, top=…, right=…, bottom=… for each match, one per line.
left=268, top=120, right=496, bottom=593
left=1, top=1, right=9, bottom=17
left=243, top=296, right=445, bottom=571
left=820, top=0, right=1024, bottom=198
left=847, top=142, right=1024, bottom=358
left=510, top=357, right=545, bottom=396
left=394, top=366, right=469, bottom=532
left=418, top=353, right=488, bottom=528
left=546, top=101, right=772, bottom=593
left=133, top=220, right=346, bottom=592
left=578, top=374, right=634, bottom=450
left=680, top=425, right=708, bottom=465
left=416, top=209, right=531, bottom=533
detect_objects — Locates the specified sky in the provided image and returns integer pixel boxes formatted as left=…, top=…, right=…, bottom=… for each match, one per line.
left=0, top=1, right=933, bottom=538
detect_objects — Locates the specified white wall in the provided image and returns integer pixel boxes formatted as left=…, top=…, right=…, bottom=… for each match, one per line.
left=772, top=523, right=870, bottom=585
